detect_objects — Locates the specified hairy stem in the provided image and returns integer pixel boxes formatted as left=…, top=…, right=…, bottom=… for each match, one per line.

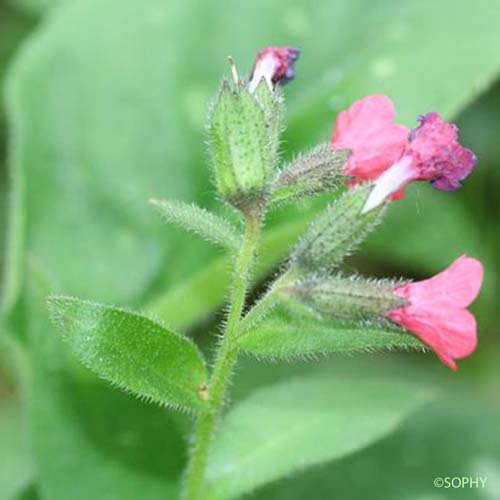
left=237, top=266, right=301, bottom=339
left=182, top=212, right=262, bottom=500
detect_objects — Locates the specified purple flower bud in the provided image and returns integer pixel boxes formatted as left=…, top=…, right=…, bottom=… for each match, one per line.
left=249, top=46, right=300, bottom=93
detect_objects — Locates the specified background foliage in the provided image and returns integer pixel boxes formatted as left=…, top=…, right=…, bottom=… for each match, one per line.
left=0, top=0, right=499, bottom=499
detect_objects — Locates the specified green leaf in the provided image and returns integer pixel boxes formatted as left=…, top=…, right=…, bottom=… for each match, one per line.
left=150, top=198, right=241, bottom=250
left=9, top=0, right=60, bottom=15
left=0, top=403, right=34, bottom=500
left=5, top=0, right=500, bottom=322
left=147, top=215, right=311, bottom=330
left=253, top=401, right=500, bottom=500
left=238, top=305, right=423, bottom=360
left=285, top=0, right=500, bottom=149
left=26, top=270, right=185, bottom=500
left=206, top=373, right=433, bottom=500
left=47, top=296, right=209, bottom=412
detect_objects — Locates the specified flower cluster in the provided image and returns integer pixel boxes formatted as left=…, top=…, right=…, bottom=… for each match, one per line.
left=326, top=93, right=482, bottom=369
left=207, top=47, right=483, bottom=371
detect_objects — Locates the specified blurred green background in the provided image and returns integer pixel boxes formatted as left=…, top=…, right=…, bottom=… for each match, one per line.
left=0, top=0, right=499, bottom=499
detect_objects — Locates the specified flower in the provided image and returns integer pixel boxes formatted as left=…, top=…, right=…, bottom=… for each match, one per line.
left=362, top=112, right=477, bottom=213
left=330, top=94, right=409, bottom=183
left=249, top=46, right=300, bottom=93
left=388, top=255, right=483, bottom=370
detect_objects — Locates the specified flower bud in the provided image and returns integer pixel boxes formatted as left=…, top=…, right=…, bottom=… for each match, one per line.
left=207, top=48, right=298, bottom=212
left=249, top=46, right=300, bottom=93
left=290, top=185, right=384, bottom=271
left=269, top=145, right=350, bottom=206
left=281, top=274, right=406, bottom=320
left=208, top=79, right=280, bottom=210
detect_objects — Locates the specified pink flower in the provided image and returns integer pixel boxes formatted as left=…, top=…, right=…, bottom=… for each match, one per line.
left=249, top=46, right=300, bottom=94
left=362, top=112, right=477, bottom=213
left=330, top=94, right=409, bottom=183
left=388, top=255, right=483, bottom=371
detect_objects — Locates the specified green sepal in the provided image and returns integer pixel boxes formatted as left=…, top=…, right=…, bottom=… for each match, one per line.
left=207, top=79, right=282, bottom=210
left=270, top=146, right=350, bottom=206
left=284, top=273, right=407, bottom=320
left=291, top=185, right=384, bottom=271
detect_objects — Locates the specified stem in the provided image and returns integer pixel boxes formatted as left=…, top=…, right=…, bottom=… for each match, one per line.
left=182, top=212, right=262, bottom=500
left=237, top=266, right=301, bottom=339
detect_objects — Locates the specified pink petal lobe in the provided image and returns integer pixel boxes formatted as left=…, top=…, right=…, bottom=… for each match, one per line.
left=394, top=255, right=483, bottom=308
left=330, top=95, right=409, bottom=180
left=389, top=306, right=477, bottom=370
left=404, top=113, right=478, bottom=190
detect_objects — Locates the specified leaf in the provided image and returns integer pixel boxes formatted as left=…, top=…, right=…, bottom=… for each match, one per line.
left=285, top=0, right=500, bottom=150
left=47, top=295, right=209, bottom=412
left=238, top=305, right=424, bottom=360
left=5, top=0, right=500, bottom=321
left=27, top=270, right=185, bottom=500
left=206, top=373, right=433, bottom=500
left=0, top=403, right=34, bottom=500
left=252, top=402, right=500, bottom=500
left=150, top=198, right=241, bottom=250
left=9, top=0, right=61, bottom=15
left=147, top=214, right=312, bottom=330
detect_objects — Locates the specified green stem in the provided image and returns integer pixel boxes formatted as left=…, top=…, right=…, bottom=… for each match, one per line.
left=182, top=212, right=262, bottom=500
left=237, top=266, right=301, bottom=339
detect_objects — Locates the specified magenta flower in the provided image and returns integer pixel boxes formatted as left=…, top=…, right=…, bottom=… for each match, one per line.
left=388, top=255, right=483, bottom=370
left=330, top=94, right=409, bottom=185
left=249, top=46, right=300, bottom=93
left=362, top=112, right=477, bottom=213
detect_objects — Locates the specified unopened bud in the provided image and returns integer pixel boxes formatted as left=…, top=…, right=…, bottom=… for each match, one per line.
left=249, top=46, right=300, bottom=94
left=290, top=185, right=384, bottom=271
left=270, top=145, right=350, bottom=206
left=208, top=78, right=282, bottom=210
left=281, top=274, right=406, bottom=320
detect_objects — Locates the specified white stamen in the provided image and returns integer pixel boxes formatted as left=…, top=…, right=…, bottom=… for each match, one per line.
left=248, top=54, right=276, bottom=94
left=227, top=56, right=240, bottom=85
left=362, top=156, right=416, bottom=214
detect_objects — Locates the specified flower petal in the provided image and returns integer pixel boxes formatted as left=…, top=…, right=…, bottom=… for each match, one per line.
left=405, top=112, right=478, bottom=190
left=330, top=95, right=409, bottom=180
left=362, top=156, right=417, bottom=213
left=394, top=255, right=483, bottom=308
left=389, top=305, right=477, bottom=370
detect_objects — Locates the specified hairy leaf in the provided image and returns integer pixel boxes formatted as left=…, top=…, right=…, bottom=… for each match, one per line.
left=150, top=198, right=241, bottom=250
left=47, top=296, right=209, bottom=412
left=238, top=305, right=424, bottom=359
left=147, top=215, right=312, bottom=330
left=24, top=267, right=185, bottom=500
left=4, top=0, right=500, bottom=321
left=206, top=373, right=433, bottom=499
